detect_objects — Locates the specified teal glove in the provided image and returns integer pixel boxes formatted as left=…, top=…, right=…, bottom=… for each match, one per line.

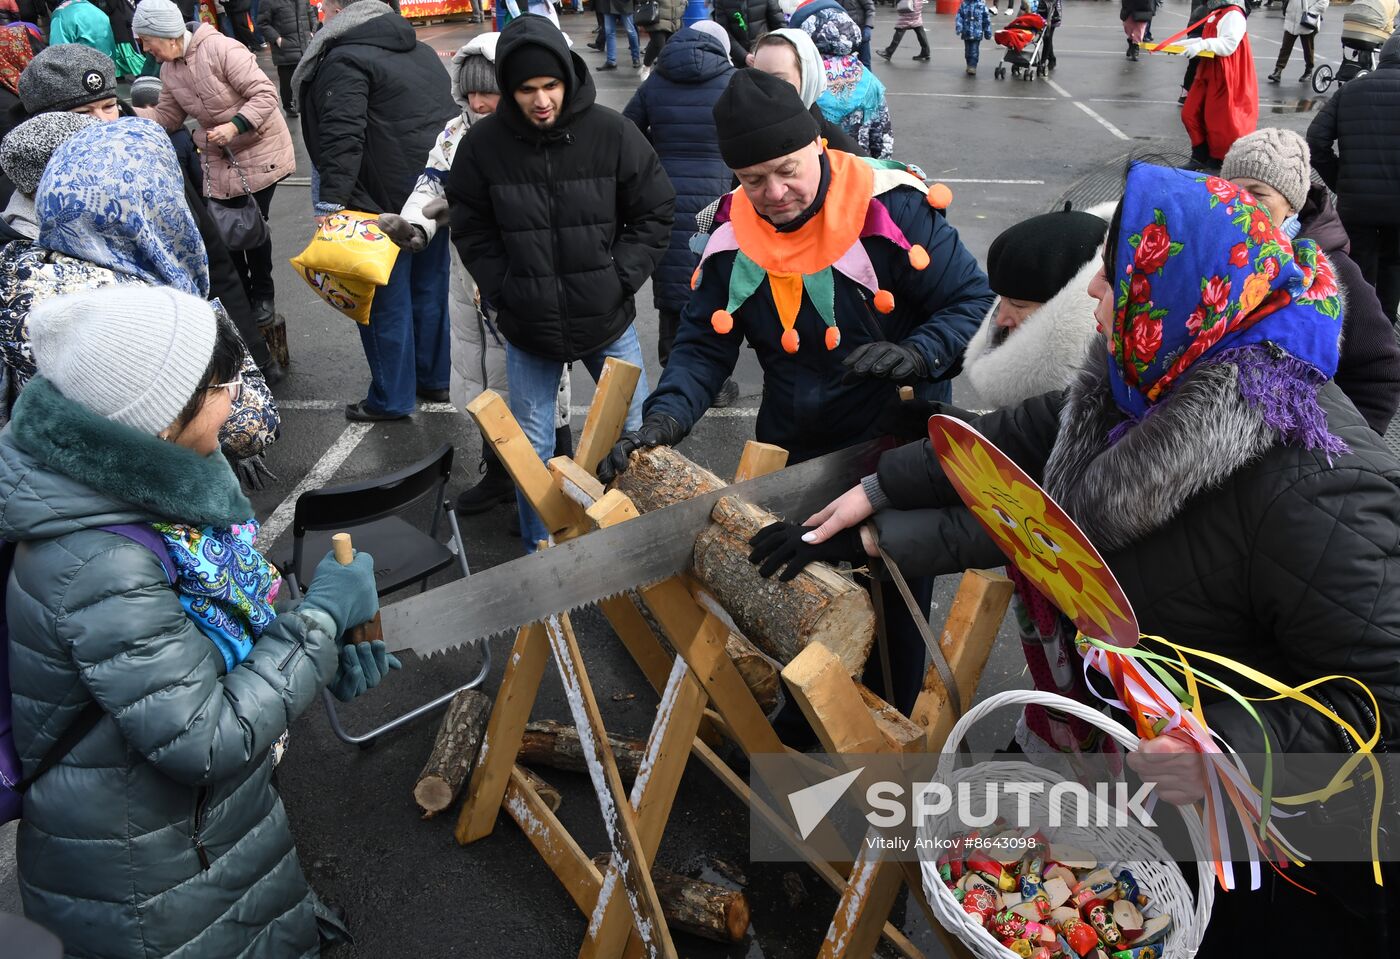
left=329, top=640, right=402, bottom=702
left=300, top=549, right=380, bottom=639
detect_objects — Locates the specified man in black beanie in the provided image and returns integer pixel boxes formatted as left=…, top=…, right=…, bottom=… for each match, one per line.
left=448, top=14, right=674, bottom=552
left=601, top=68, right=994, bottom=723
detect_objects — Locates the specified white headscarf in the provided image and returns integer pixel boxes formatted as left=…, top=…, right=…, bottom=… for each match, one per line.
left=765, top=27, right=826, bottom=108
left=690, top=19, right=732, bottom=55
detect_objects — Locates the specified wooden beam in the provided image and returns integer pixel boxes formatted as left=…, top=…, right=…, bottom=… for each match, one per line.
left=456, top=623, right=550, bottom=844
left=468, top=390, right=575, bottom=539
left=781, top=642, right=888, bottom=756
left=912, top=569, right=1013, bottom=751
left=732, top=441, right=788, bottom=483
left=549, top=455, right=607, bottom=512
left=544, top=614, right=676, bottom=959
left=502, top=765, right=602, bottom=915
left=576, top=357, right=642, bottom=479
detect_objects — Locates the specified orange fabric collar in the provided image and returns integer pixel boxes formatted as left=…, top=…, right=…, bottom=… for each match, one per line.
left=727, top=150, right=875, bottom=276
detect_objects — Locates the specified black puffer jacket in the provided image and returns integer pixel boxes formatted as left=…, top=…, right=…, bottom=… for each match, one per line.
left=258, top=0, right=316, bottom=67
left=1299, top=184, right=1400, bottom=433
left=448, top=16, right=674, bottom=362
left=871, top=345, right=1400, bottom=764
left=1307, top=35, right=1400, bottom=228
left=841, top=0, right=875, bottom=30
left=298, top=4, right=455, bottom=214
left=712, top=0, right=785, bottom=61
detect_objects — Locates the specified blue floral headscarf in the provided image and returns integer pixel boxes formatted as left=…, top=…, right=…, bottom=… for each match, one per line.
left=1107, top=163, right=1345, bottom=454
left=35, top=118, right=209, bottom=298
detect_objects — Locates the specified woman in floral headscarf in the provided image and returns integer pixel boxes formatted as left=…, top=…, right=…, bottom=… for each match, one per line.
left=0, top=22, right=41, bottom=207
left=789, top=0, right=893, bottom=158
left=795, top=160, right=1400, bottom=953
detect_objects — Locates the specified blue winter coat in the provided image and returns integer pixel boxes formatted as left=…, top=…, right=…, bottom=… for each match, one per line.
left=622, top=28, right=734, bottom=314
left=645, top=176, right=994, bottom=462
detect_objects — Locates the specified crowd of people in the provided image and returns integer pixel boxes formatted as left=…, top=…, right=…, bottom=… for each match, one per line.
left=0, top=0, right=1398, bottom=956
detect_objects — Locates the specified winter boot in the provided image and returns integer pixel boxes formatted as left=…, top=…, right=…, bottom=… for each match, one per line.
left=455, top=444, right=516, bottom=514
left=1267, top=69, right=1282, bottom=83
left=1299, top=66, right=1313, bottom=82
left=1128, top=41, right=1140, bottom=61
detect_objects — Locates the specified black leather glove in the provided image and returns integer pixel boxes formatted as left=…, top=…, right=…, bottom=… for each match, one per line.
left=597, top=413, right=685, bottom=483
left=227, top=450, right=279, bottom=491
left=841, top=341, right=930, bottom=385
left=747, top=522, right=867, bottom=582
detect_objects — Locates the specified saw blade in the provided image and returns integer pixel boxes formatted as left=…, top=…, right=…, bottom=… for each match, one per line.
left=383, top=439, right=889, bottom=658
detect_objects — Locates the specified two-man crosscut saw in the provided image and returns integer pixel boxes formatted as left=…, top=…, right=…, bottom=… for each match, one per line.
left=383, top=439, right=889, bottom=658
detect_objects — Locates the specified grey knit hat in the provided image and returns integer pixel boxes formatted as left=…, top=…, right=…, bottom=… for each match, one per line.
left=458, top=53, right=497, bottom=96
left=0, top=112, right=97, bottom=196
left=1220, top=128, right=1312, bottom=215
left=132, top=0, right=188, bottom=39
left=29, top=287, right=219, bottom=436
left=18, top=44, right=117, bottom=115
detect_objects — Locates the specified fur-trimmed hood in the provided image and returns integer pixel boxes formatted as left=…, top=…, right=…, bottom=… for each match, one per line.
left=0, top=376, right=250, bottom=540
left=963, top=256, right=1103, bottom=408
left=1042, top=341, right=1277, bottom=552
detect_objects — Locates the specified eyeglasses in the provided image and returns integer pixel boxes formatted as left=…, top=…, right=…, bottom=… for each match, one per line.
left=206, top=373, right=242, bottom=405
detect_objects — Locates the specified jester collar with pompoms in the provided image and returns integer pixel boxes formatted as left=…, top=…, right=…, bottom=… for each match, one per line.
left=691, top=149, right=952, bottom=354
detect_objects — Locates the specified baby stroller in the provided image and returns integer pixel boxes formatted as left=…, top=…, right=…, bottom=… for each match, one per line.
left=1312, top=0, right=1396, bottom=93
left=993, top=12, right=1048, bottom=80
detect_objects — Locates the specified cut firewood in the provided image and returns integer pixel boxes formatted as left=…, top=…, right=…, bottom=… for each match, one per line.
left=590, top=856, right=750, bottom=943
left=614, top=446, right=874, bottom=675
left=517, top=720, right=645, bottom=781
left=414, top=689, right=493, bottom=818
left=518, top=766, right=562, bottom=814
left=639, top=588, right=782, bottom=713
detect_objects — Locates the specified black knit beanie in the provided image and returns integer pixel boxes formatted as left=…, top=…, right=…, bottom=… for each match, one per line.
left=986, top=203, right=1109, bottom=303
left=500, top=42, right=567, bottom=96
left=713, top=68, right=820, bottom=170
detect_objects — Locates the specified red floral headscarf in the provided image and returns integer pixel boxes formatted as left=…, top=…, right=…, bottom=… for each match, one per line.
left=0, top=24, right=38, bottom=98
left=1106, top=163, right=1346, bottom=453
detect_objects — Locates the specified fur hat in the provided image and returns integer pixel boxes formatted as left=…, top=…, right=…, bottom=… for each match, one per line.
left=18, top=43, right=116, bottom=114
left=1220, top=128, right=1311, bottom=214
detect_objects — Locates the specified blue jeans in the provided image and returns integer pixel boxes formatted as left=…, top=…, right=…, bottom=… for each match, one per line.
left=604, top=13, right=640, bottom=64
left=859, top=26, right=873, bottom=68
left=356, top=229, right=452, bottom=416
left=965, top=38, right=981, bottom=67
left=507, top=325, right=647, bottom=550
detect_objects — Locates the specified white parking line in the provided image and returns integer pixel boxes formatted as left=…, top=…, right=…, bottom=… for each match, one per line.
left=1045, top=78, right=1132, bottom=141
left=256, top=422, right=374, bottom=549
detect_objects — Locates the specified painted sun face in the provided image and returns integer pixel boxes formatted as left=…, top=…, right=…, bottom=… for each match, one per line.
left=931, top=416, right=1140, bottom=647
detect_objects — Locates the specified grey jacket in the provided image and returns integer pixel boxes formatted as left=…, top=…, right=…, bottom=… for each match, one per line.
left=0, top=378, right=340, bottom=959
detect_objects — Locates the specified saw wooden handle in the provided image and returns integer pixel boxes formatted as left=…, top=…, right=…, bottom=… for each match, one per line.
left=332, top=532, right=383, bottom=645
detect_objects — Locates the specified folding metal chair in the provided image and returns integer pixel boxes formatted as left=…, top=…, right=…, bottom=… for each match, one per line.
left=281, top=444, right=490, bottom=748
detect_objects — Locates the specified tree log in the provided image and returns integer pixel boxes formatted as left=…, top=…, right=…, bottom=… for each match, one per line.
left=591, top=856, right=750, bottom=943
left=615, top=447, right=875, bottom=677
left=517, top=720, right=646, bottom=781
left=518, top=766, right=562, bottom=814
left=723, top=631, right=781, bottom=714
left=414, top=689, right=493, bottom=818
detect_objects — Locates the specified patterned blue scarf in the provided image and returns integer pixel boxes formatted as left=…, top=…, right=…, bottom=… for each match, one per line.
left=151, top=519, right=281, bottom=672
left=35, top=118, right=209, bottom=297
left=1106, top=163, right=1345, bottom=453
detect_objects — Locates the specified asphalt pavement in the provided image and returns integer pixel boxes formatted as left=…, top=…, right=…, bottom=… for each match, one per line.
left=0, top=2, right=1342, bottom=955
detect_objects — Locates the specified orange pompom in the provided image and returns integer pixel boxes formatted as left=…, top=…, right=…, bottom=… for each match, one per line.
left=927, top=183, right=953, bottom=210
left=873, top=289, right=895, bottom=314
left=690, top=266, right=702, bottom=290
left=908, top=244, right=930, bottom=271
left=825, top=326, right=841, bottom=351
left=711, top=309, right=734, bottom=334
left=781, top=328, right=800, bottom=354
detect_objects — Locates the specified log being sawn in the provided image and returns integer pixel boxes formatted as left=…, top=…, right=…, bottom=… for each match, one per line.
left=613, top=446, right=875, bottom=677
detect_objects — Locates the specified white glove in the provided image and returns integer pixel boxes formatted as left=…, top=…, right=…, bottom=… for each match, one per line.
left=1177, top=38, right=1204, bottom=57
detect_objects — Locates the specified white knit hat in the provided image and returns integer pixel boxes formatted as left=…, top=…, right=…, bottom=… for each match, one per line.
left=29, top=286, right=218, bottom=436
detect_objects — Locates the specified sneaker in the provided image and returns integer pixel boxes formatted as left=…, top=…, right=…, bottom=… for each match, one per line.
left=913, top=53, right=930, bottom=61
left=966, top=64, right=977, bottom=75
left=599, top=61, right=617, bottom=71
left=713, top=378, right=740, bottom=408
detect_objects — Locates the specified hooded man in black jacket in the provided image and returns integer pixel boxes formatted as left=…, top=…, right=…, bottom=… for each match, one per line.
left=1308, top=33, right=1400, bottom=324
left=448, top=15, right=674, bottom=552
left=296, top=0, right=458, bottom=422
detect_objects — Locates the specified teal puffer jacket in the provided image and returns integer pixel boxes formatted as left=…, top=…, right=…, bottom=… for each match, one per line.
left=0, top=378, right=340, bottom=959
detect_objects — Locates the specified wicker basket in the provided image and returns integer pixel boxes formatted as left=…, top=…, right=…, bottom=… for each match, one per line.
left=918, top=689, right=1215, bottom=959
